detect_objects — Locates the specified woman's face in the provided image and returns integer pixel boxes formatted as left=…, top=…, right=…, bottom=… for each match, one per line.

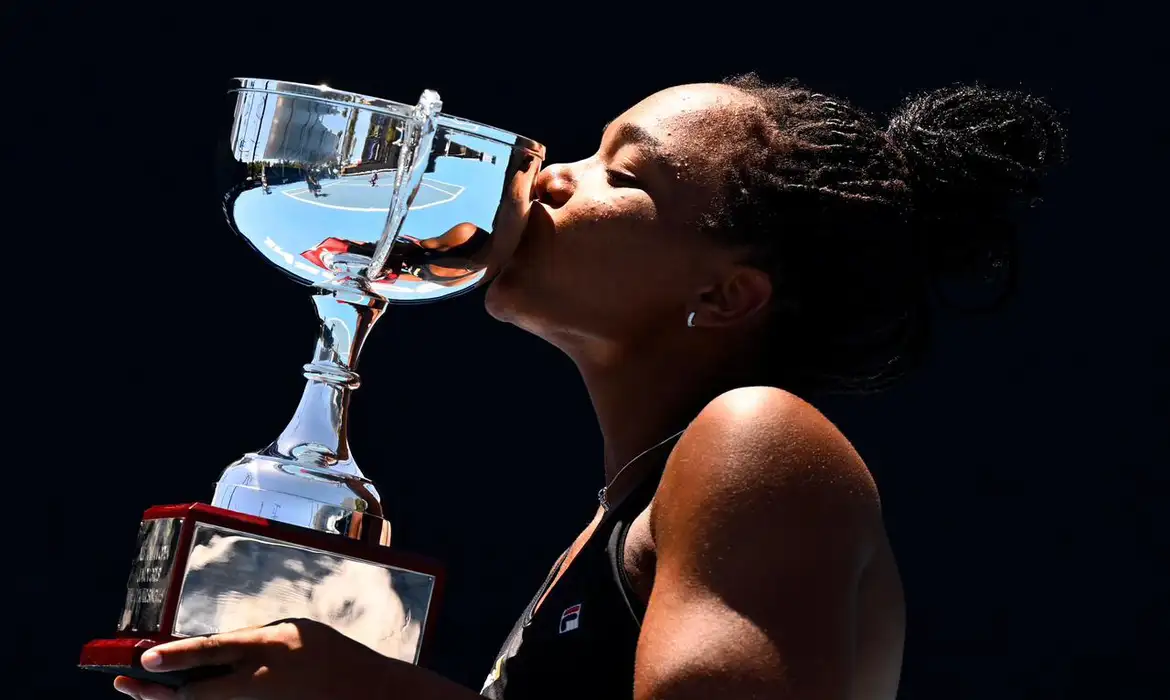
left=485, top=83, right=769, bottom=352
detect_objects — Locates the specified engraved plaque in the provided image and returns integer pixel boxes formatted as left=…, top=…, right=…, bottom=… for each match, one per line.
left=117, top=519, right=183, bottom=634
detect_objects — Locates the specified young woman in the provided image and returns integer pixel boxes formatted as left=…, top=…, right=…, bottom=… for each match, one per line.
left=114, top=73, right=1066, bottom=700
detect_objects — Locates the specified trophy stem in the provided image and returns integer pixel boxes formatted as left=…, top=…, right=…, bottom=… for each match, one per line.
left=270, top=289, right=386, bottom=466
left=210, top=288, right=390, bottom=538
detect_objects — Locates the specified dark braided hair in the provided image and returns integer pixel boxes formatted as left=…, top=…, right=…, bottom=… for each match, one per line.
left=700, top=73, right=1067, bottom=394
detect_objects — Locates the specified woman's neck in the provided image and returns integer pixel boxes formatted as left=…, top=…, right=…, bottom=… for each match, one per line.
left=574, top=353, right=749, bottom=484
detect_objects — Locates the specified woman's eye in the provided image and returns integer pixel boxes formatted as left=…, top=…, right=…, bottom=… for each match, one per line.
left=606, top=169, right=639, bottom=188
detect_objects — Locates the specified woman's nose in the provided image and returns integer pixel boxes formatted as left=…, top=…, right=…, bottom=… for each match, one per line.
left=533, top=163, right=576, bottom=207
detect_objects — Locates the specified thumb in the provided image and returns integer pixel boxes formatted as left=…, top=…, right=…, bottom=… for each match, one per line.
left=140, top=630, right=255, bottom=672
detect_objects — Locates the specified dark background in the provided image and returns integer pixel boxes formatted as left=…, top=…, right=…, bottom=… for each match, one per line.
left=7, top=4, right=1164, bottom=699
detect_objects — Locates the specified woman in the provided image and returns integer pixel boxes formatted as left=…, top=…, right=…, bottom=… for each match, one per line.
left=114, top=73, right=1066, bottom=700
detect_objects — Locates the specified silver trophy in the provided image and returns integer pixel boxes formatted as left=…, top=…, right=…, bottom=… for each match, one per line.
left=79, top=78, right=545, bottom=685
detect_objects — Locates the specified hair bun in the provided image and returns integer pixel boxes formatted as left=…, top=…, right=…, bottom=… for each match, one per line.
left=887, top=83, right=1067, bottom=214
left=885, top=84, right=1068, bottom=287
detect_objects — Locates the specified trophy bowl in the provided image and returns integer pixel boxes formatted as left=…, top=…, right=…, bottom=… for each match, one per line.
left=78, top=79, right=545, bottom=686
left=225, top=78, right=545, bottom=302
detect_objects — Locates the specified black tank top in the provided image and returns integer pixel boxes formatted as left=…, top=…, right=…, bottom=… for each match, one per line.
left=479, top=435, right=681, bottom=699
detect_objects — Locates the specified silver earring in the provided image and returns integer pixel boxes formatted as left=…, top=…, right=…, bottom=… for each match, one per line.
left=686, top=311, right=696, bottom=328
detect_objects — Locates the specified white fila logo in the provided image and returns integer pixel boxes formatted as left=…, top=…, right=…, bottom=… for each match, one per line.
left=559, top=604, right=582, bottom=633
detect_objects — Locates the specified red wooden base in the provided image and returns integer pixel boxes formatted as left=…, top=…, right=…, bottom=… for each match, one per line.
left=79, top=637, right=232, bottom=688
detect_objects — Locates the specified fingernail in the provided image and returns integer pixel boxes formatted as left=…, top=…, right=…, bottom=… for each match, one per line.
left=140, top=649, right=162, bottom=670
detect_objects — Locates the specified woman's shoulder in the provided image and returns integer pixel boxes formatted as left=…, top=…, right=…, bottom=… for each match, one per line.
left=654, top=385, right=883, bottom=542
left=681, top=385, right=861, bottom=461
left=691, top=385, right=822, bottom=429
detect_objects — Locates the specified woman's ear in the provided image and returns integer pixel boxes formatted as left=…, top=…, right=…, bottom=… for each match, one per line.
left=690, top=265, right=772, bottom=328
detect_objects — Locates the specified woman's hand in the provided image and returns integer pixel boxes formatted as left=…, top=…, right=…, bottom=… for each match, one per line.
left=112, top=619, right=393, bottom=700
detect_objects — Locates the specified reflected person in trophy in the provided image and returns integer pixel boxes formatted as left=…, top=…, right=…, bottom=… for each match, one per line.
left=301, top=222, right=491, bottom=288
left=115, top=75, right=1065, bottom=700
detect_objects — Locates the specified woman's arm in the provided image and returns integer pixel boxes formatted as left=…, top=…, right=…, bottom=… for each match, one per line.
left=634, top=386, right=885, bottom=700
left=376, top=656, right=488, bottom=700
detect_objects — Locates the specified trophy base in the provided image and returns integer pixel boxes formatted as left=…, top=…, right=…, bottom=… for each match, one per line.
left=78, top=637, right=233, bottom=688
left=80, top=502, right=445, bottom=686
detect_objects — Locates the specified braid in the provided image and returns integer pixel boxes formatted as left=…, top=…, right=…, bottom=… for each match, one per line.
left=700, top=73, right=1066, bottom=394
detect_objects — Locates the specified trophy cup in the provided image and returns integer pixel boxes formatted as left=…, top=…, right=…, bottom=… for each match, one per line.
left=78, top=78, right=545, bottom=687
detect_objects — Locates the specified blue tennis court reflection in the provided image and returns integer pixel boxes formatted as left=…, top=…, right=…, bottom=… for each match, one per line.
left=231, top=143, right=511, bottom=301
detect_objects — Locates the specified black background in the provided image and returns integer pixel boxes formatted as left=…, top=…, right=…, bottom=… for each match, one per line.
left=6, top=4, right=1165, bottom=699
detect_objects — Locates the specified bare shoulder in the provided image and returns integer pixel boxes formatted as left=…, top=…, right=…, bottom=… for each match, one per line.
left=653, top=386, right=882, bottom=543
left=636, top=386, right=899, bottom=700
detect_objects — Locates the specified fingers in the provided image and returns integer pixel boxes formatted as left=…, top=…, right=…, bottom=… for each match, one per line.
left=171, top=668, right=261, bottom=700
left=113, top=676, right=178, bottom=700
left=113, top=669, right=259, bottom=700
left=140, top=630, right=256, bottom=672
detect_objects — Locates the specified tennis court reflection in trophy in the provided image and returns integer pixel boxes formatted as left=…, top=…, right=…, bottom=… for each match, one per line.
left=79, top=79, right=545, bottom=686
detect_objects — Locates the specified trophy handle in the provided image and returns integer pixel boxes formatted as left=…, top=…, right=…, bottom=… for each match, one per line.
left=368, top=89, right=444, bottom=281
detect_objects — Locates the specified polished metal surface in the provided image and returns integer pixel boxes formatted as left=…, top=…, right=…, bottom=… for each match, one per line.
left=211, top=291, right=395, bottom=544
left=173, top=522, right=434, bottom=662
left=224, top=77, right=544, bottom=301
left=213, top=79, right=545, bottom=540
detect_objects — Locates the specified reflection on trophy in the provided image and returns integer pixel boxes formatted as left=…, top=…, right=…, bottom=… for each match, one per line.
left=79, top=78, right=545, bottom=687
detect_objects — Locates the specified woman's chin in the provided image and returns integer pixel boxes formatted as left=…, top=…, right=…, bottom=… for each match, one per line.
left=483, top=272, right=519, bottom=322
left=483, top=273, right=553, bottom=336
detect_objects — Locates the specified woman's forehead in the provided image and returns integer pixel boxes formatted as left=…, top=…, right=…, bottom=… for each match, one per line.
left=611, top=84, right=756, bottom=184
left=620, top=83, right=751, bottom=131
